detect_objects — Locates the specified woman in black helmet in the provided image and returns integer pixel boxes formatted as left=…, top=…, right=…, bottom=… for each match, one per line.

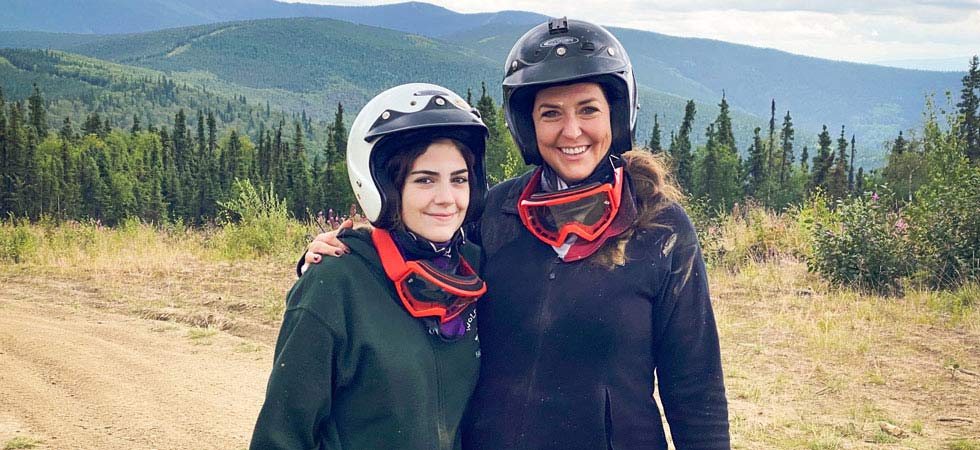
left=251, top=83, right=489, bottom=450
left=304, top=19, right=730, bottom=450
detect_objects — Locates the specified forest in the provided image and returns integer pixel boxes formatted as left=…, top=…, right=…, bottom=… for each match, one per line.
left=1, top=55, right=978, bottom=292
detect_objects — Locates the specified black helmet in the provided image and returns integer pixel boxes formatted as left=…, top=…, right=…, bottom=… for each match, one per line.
left=348, top=83, right=489, bottom=229
left=502, top=17, right=637, bottom=166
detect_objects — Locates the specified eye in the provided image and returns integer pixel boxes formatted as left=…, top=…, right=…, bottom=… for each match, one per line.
left=580, top=105, right=601, bottom=115
left=452, top=175, right=469, bottom=184
left=539, top=109, right=561, bottom=120
left=411, top=176, right=434, bottom=184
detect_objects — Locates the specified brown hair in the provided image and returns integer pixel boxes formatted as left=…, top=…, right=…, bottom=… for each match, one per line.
left=383, top=137, right=476, bottom=230
left=589, top=149, right=684, bottom=268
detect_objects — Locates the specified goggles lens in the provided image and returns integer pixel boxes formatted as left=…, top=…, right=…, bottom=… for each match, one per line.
left=373, top=229, right=486, bottom=323
left=518, top=167, right=623, bottom=247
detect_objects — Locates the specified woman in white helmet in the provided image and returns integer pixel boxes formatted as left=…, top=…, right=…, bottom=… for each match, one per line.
left=250, top=83, right=488, bottom=450
left=302, top=18, right=730, bottom=449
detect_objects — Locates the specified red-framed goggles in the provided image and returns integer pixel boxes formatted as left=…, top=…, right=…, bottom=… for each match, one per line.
left=372, top=228, right=486, bottom=324
left=518, top=166, right=624, bottom=247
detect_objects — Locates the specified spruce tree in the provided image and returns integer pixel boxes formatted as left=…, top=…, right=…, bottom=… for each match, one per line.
left=0, top=89, right=7, bottom=214
left=767, top=99, right=776, bottom=172
left=800, top=146, right=809, bottom=173
left=892, top=131, right=907, bottom=155
left=331, top=102, right=347, bottom=159
left=826, top=125, right=850, bottom=199
left=671, top=100, right=696, bottom=192
left=956, top=55, right=979, bottom=163
left=809, top=125, right=834, bottom=193
left=27, top=83, right=48, bottom=141
left=715, top=93, right=735, bottom=151
left=648, top=113, right=662, bottom=153
left=849, top=135, right=856, bottom=191
left=744, top=127, right=767, bottom=199
left=779, top=110, right=794, bottom=183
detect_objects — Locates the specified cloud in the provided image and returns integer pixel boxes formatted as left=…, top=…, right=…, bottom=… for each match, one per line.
left=279, top=0, right=980, bottom=68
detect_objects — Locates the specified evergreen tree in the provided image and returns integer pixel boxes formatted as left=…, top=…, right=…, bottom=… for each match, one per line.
left=826, top=125, right=850, bottom=199
left=131, top=114, right=141, bottom=134
left=331, top=102, right=347, bottom=160
left=694, top=121, right=741, bottom=211
left=0, top=88, right=7, bottom=214
left=892, top=131, right=907, bottom=155
left=800, top=145, right=809, bottom=172
left=670, top=100, right=696, bottom=192
left=809, top=125, right=834, bottom=193
left=287, top=122, right=312, bottom=218
left=956, top=55, right=979, bottom=163
left=479, top=89, right=522, bottom=185
left=648, top=113, right=662, bottom=153
left=849, top=135, right=856, bottom=191
left=779, top=110, right=794, bottom=183
left=27, top=83, right=48, bottom=141
left=82, top=112, right=103, bottom=138
left=767, top=99, right=776, bottom=172
left=744, top=127, right=767, bottom=198
left=715, top=93, right=735, bottom=150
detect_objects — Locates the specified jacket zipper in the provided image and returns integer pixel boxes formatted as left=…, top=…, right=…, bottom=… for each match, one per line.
left=428, top=327, right=452, bottom=450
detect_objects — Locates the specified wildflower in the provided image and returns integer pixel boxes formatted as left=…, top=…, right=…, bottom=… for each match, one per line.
left=894, top=218, right=908, bottom=232
left=872, top=192, right=879, bottom=202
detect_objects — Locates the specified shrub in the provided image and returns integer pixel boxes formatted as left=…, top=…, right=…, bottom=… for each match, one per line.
left=0, top=217, right=40, bottom=263
left=213, top=179, right=307, bottom=259
left=802, top=191, right=913, bottom=295
left=905, top=155, right=980, bottom=288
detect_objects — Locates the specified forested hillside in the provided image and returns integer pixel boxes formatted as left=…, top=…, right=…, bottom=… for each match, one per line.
left=0, top=0, right=544, bottom=36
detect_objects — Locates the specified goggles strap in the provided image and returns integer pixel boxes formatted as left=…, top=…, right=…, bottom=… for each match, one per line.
left=372, top=228, right=486, bottom=323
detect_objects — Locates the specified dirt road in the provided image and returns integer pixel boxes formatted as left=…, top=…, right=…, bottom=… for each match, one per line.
left=0, top=298, right=272, bottom=450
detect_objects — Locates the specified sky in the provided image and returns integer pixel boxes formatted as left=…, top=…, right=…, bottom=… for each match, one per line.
left=280, top=0, right=980, bottom=71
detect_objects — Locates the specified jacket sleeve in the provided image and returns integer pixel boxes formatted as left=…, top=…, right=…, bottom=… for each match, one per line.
left=653, top=209, right=731, bottom=449
left=250, top=289, right=340, bottom=449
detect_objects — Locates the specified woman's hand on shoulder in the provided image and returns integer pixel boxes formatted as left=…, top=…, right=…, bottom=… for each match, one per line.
left=300, top=219, right=355, bottom=274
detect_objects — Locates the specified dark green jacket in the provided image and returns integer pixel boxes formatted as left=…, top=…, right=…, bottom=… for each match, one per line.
left=250, top=229, right=481, bottom=450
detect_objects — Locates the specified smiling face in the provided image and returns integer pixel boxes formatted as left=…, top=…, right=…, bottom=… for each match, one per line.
left=532, top=82, right=613, bottom=184
left=399, top=138, right=470, bottom=242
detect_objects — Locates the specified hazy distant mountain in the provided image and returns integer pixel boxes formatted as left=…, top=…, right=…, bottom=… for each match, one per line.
left=0, top=3, right=968, bottom=166
left=0, top=0, right=545, bottom=36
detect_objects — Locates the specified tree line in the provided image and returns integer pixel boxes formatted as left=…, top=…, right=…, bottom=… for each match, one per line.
left=2, top=55, right=977, bottom=226
left=0, top=83, right=523, bottom=226
left=649, top=56, right=979, bottom=213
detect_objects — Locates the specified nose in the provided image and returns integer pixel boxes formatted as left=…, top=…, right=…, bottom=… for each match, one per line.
left=433, top=181, right=455, bottom=205
left=560, top=116, right=582, bottom=140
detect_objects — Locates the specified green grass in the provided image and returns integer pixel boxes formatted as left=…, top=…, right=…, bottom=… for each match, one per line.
left=949, top=439, right=980, bottom=450
left=3, top=437, right=42, bottom=450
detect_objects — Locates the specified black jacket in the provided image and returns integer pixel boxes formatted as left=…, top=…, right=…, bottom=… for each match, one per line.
left=253, top=229, right=481, bottom=450
left=463, top=170, right=730, bottom=450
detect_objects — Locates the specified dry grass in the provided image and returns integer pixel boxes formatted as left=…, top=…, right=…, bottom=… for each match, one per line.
left=2, top=219, right=978, bottom=449
left=712, top=260, right=980, bottom=449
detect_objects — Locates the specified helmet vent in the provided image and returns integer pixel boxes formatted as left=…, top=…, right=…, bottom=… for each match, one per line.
left=548, top=17, right=568, bottom=34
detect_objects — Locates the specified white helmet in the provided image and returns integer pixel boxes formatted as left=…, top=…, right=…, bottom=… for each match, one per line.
left=348, top=83, right=489, bottom=229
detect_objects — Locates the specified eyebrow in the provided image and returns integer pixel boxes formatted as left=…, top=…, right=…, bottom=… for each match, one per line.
left=537, top=97, right=601, bottom=110
left=409, top=169, right=469, bottom=176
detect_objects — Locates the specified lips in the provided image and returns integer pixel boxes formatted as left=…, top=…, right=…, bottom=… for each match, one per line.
left=558, top=145, right=590, bottom=156
left=425, top=212, right=459, bottom=221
